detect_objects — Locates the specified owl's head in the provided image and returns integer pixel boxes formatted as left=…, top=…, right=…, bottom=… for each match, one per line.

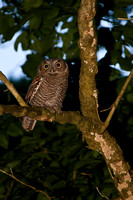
left=38, top=59, right=69, bottom=77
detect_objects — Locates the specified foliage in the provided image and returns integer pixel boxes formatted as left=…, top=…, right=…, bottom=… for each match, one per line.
left=0, top=0, right=133, bottom=199
left=0, top=114, right=118, bottom=200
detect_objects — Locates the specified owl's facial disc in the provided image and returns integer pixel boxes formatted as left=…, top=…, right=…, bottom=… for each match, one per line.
left=49, top=60, right=63, bottom=75
left=43, top=62, right=56, bottom=75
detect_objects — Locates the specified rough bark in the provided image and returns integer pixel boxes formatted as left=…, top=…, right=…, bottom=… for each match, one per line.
left=77, top=0, right=133, bottom=199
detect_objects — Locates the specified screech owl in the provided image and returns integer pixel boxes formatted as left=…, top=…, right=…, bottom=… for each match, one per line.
left=22, top=58, right=69, bottom=131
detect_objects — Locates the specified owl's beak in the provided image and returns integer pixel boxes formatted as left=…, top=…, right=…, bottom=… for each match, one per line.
left=50, top=68, right=54, bottom=73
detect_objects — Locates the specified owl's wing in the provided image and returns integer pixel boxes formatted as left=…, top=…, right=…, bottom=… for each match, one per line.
left=25, top=75, right=43, bottom=103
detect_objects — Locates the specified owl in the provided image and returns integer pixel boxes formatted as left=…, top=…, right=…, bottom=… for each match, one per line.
left=22, top=58, right=69, bottom=131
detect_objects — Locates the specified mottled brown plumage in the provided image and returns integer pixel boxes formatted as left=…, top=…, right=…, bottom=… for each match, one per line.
left=22, top=58, right=69, bottom=131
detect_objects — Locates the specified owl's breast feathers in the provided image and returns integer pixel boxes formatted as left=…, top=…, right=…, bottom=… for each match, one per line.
left=25, top=74, right=68, bottom=108
left=25, top=75, right=43, bottom=103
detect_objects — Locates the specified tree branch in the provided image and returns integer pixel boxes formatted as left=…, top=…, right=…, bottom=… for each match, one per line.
left=4, top=181, right=14, bottom=200
left=118, top=18, right=133, bottom=21
left=83, top=130, right=133, bottom=199
left=0, top=71, right=27, bottom=107
left=78, top=0, right=99, bottom=120
left=0, top=104, right=95, bottom=132
left=78, top=0, right=133, bottom=199
left=100, top=69, right=133, bottom=134
left=0, top=168, right=51, bottom=200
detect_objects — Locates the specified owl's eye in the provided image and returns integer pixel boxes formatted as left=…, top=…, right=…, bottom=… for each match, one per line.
left=44, top=64, right=49, bottom=69
left=56, top=62, right=62, bottom=68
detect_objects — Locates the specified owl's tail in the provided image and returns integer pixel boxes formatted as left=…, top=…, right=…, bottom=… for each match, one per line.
left=22, top=117, right=37, bottom=131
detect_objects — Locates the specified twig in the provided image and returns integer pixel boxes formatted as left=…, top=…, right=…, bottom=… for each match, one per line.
left=117, top=18, right=133, bottom=21
left=0, top=71, right=27, bottom=107
left=0, top=168, right=51, bottom=200
left=100, top=69, right=133, bottom=134
left=100, top=105, right=112, bottom=112
left=96, top=187, right=109, bottom=199
left=73, top=170, right=76, bottom=188
left=108, top=167, right=114, bottom=180
left=4, top=181, right=14, bottom=200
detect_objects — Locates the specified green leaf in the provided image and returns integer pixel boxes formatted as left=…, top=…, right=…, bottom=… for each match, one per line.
left=0, top=15, right=14, bottom=30
left=109, top=68, right=120, bottom=81
left=116, top=77, right=125, bottom=95
left=0, top=14, right=15, bottom=40
left=114, top=8, right=127, bottom=18
left=54, top=0, right=73, bottom=7
left=21, top=136, right=34, bottom=144
left=74, top=160, right=90, bottom=170
left=111, top=50, right=120, bottom=65
left=0, top=195, right=5, bottom=199
left=0, top=185, right=5, bottom=194
left=124, top=22, right=133, bottom=46
left=50, top=161, right=60, bottom=168
left=40, top=22, right=55, bottom=32
left=0, top=132, right=8, bottom=149
left=30, top=34, right=43, bottom=54
left=29, top=16, right=41, bottom=30
left=114, top=0, right=133, bottom=7
left=6, top=161, right=20, bottom=169
left=52, top=180, right=65, bottom=190
left=48, top=48, right=63, bottom=59
left=43, top=8, right=59, bottom=19
left=37, top=193, right=49, bottom=200
left=22, top=53, right=44, bottom=77
left=7, top=123, right=23, bottom=137
left=74, top=159, right=102, bottom=171
left=14, top=31, right=29, bottom=51
left=126, top=93, right=133, bottom=103
left=128, top=117, right=133, bottom=125
left=119, top=57, right=133, bottom=71
left=124, top=47, right=132, bottom=58
left=22, top=0, right=43, bottom=11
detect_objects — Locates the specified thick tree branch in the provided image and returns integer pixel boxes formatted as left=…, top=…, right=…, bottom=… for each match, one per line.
left=78, top=0, right=99, bottom=120
left=0, top=104, right=95, bottom=132
left=78, top=0, right=133, bottom=199
left=83, top=130, right=133, bottom=199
